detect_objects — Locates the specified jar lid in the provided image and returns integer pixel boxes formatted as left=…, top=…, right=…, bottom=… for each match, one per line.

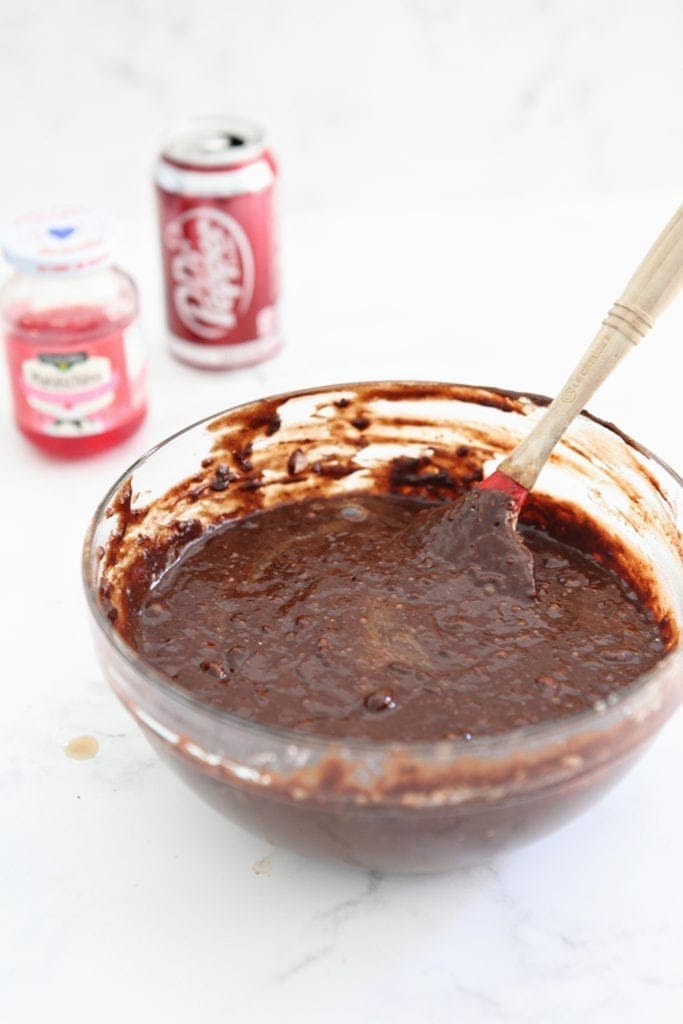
left=2, top=205, right=114, bottom=276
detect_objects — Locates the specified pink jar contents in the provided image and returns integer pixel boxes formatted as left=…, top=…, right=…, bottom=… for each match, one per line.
left=1, top=206, right=147, bottom=458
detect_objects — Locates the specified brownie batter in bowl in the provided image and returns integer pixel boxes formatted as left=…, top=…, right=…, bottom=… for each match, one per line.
left=129, top=490, right=666, bottom=741
left=84, top=382, right=683, bottom=873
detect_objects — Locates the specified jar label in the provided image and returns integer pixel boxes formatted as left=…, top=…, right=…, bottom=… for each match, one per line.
left=5, top=320, right=146, bottom=439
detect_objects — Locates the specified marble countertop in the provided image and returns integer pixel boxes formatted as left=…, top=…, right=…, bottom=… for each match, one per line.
left=2, top=2, right=683, bottom=1022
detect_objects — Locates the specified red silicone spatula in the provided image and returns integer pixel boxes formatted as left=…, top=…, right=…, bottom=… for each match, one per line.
left=479, top=206, right=683, bottom=516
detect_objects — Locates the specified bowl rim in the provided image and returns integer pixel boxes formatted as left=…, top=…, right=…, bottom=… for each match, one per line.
left=82, top=379, right=683, bottom=758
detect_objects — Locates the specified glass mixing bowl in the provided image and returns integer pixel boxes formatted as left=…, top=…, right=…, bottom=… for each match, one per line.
left=83, top=382, right=682, bottom=873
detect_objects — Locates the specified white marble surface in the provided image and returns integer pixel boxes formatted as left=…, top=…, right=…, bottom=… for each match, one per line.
left=2, top=2, right=683, bottom=1022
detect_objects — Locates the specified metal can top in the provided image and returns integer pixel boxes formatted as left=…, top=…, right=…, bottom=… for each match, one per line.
left=159, top=115, right=267, bottom=170
left=2, top=205, right=114, bottom=277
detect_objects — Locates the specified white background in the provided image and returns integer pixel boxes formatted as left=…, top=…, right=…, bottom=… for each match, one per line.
left=1, top=2, right=682, bottom=1022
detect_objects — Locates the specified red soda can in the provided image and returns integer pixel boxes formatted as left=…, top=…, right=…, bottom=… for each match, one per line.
left=155, top=116, right=280, bottom=369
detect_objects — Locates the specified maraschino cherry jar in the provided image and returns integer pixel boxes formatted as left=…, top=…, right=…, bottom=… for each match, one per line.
left=1, top=206, right=147, bottom=457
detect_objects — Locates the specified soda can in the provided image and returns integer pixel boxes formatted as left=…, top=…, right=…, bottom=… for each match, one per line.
left=155, top=116, right=280, bottom=369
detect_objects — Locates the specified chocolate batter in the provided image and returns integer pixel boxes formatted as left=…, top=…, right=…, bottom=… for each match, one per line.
left=124, top=488, right=666, bottom=742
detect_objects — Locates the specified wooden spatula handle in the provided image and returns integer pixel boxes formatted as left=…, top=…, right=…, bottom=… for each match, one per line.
left=497, top=206, right=683, bottom=491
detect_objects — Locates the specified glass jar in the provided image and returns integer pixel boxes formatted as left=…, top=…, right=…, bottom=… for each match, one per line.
left=1, top=206, right=147, bottom=458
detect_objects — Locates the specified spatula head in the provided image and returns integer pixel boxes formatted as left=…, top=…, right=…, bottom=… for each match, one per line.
left=478, top=469, right=529, bottom=514
left=408, top=486, right=536, bottom=600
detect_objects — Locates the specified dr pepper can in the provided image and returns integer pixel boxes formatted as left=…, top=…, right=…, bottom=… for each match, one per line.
left=155, top=116, right=280, bottom=369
